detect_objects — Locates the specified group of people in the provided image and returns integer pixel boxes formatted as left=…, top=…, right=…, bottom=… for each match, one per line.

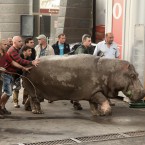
left=0, top=32, right=120, bottom=119
left=0, top=36, right=39, bottom=119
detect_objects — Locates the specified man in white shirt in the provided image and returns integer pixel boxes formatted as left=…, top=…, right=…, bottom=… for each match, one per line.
left=93, top=32, right=120, bottom=58
left=93, top=33, right=120, bottom=106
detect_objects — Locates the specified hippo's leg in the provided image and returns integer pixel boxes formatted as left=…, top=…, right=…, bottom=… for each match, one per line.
left=29, top=96, right=44, bottom=114
left=89, top=101, right=100, bottom=116
left=90, top=92, right=112, bottom=116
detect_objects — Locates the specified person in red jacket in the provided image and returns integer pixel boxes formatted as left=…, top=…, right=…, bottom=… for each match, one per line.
left=0, top=42, right=31, bottom=119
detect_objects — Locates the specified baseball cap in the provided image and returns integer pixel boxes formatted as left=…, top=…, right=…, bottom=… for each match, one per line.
left=36, top=34, right=46, bottom=39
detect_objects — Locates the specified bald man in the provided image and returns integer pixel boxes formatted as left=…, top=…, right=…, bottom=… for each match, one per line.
left=6, top=36, right=39, bottom=108
left=93, top=32, right=120, bottom=58
left=93, top=33, right=120, bottom=106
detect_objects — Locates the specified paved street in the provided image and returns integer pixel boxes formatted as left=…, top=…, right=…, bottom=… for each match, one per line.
left=1, top=89, right=145, bottom=145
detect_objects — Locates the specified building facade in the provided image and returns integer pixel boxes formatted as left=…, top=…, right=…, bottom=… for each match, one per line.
left=0, top=0, right=32, bottom=39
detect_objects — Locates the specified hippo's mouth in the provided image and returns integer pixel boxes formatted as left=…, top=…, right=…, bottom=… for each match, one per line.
left=125, top=90, right=132, bottom=98
left=122, top=86, right=133, bottom=99
left=124, top=89, right=145, bottom=102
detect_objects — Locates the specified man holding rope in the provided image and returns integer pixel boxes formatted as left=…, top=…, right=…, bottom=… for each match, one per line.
left=0, top=43, right=29, bottom=118
left=0, top=36, right=39, bottom=119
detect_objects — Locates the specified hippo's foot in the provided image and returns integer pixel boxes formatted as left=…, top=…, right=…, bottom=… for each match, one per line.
left=99, top=100, right=112, bottom=116
left=73, top=101, right=83, bottom=110
left=90, top=100, right=112, bottom=116
left=89, top=101, right=100, bottom=116
left=30, top=99, right=43, bottom=114
left=32, top=109, right=44, bottom=114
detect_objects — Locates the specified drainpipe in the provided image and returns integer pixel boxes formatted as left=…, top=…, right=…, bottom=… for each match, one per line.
left=92, top=0, right=96, bottom=43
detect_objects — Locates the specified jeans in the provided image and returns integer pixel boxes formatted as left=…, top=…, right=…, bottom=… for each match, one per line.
left=1, top=73, right=14, bottom=97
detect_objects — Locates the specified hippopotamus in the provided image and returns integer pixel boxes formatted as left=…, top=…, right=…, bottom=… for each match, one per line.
left=22, top=54, right=145, bottom=116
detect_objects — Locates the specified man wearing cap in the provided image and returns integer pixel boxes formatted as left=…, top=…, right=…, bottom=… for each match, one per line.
left=35, top=34, right=54, bottom=59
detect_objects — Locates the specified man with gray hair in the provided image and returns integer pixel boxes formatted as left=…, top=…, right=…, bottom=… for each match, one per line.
left=35, top=34, right=54, bottom=59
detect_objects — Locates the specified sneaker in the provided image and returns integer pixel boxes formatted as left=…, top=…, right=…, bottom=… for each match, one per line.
left=2, top=108, right=11, bottom=115
left=14, top=103, right=20, bottom=108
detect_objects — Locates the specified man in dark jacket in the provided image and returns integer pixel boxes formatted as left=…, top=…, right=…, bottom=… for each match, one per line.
left=73, top=34, right=93, bottom=110
left=20, top=37, right=36, bottom=60
left=49, top=34, right=70, bottom=104
left=75, top=34, right=92, bottom=54
left=52, top=33, right=70, bottom=55
left=12, top=45, right=34, bottom=110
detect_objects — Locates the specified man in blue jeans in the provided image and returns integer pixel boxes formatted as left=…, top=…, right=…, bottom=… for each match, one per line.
left=0, top=43, right=31, bottom=119
left=0, top=36, right=39, bottom=119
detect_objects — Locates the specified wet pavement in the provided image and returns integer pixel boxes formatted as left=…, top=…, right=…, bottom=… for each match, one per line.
left=1, top=89, right=145, bottom=145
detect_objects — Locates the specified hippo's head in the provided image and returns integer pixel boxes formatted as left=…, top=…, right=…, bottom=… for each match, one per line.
left=111, top=61, right=145, bottom=101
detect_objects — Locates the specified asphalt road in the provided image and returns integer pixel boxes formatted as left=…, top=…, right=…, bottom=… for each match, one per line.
left=1, top=89, right=145, bottom=145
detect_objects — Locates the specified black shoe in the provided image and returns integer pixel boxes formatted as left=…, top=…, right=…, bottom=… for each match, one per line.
left=2, top=108, right=11, bottom=115
left=48, top=100, right=53, bottom=103
left=73, top=102, right=83, bottom=110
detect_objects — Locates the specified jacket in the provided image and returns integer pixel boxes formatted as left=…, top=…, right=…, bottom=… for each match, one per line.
left=35, top=44, right=55, bottom=59
left=52, top=41, right=70, bottom=55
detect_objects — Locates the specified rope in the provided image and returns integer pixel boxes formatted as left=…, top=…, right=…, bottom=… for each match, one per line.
left=0, top=68, right=39, bottom=102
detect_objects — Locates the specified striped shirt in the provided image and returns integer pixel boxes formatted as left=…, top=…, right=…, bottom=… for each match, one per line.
left=7, top=46, right=31, bottom=72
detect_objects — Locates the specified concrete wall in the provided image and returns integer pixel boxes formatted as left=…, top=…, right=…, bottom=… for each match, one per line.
left=0, top=0, right=32, bottom=40
left=123, top=0, right=145, bottom=86
left=96, top=0, right=105, bottom=26
left=56, top=0, right=93, bottom=43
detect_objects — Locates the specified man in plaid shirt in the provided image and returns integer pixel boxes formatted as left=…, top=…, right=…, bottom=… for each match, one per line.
left=0, top=42, right=32, bottom=118
left=1, top=36, right=39, bottom=113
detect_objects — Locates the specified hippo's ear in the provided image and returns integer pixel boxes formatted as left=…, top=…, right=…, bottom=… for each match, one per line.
left=122, top=63, right=130, bottom=70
